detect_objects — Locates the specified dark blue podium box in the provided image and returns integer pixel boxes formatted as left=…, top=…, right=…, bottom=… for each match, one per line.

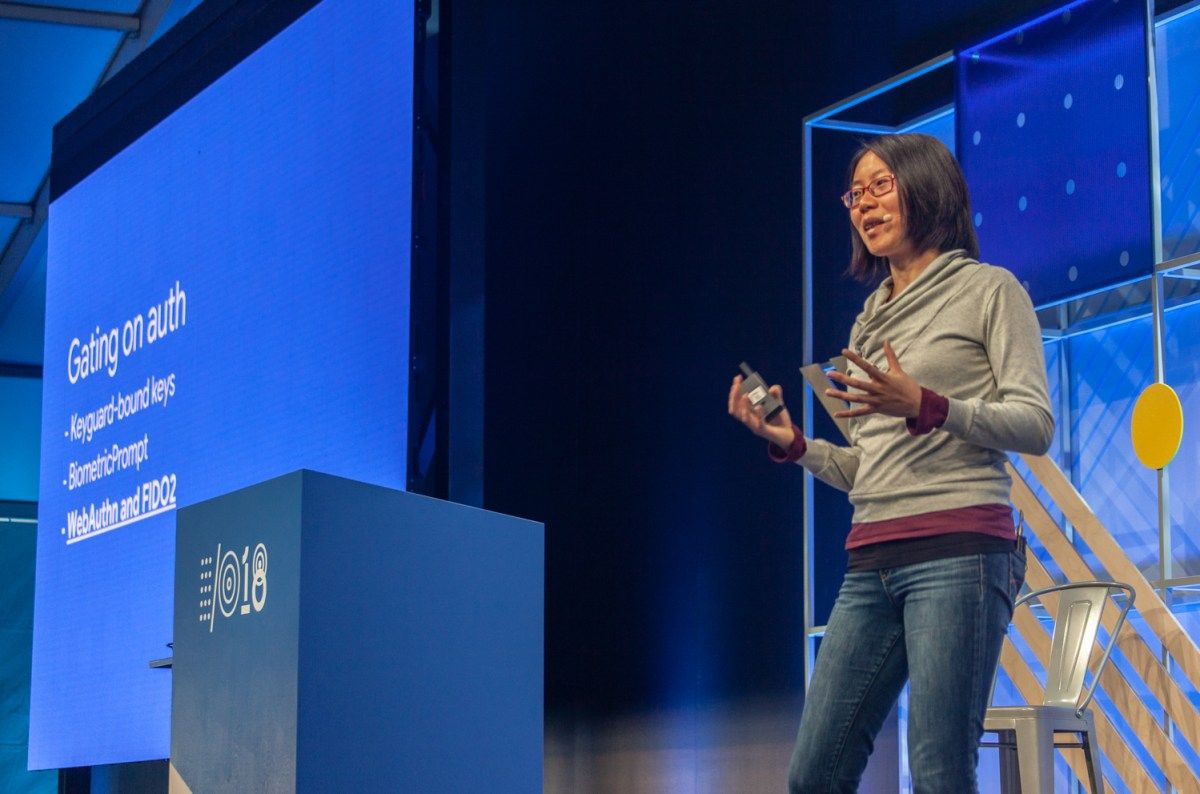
left=169, top=470, right=543, bottom=792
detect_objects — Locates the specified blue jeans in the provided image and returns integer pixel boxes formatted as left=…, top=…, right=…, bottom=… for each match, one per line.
left=788, top=551, right=1025, bottom=793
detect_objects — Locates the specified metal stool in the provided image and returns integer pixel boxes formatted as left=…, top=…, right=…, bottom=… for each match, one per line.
left=982, top=581, right=1134, bottom=793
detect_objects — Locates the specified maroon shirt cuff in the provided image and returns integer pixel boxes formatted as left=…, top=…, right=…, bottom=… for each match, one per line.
left=768, top=424, right=807, bottom=463
left=906, top=388, right=949, bottom=436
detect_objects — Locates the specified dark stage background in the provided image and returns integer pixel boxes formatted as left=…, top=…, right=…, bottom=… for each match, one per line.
left=444, top=0, right=1072, bottom=734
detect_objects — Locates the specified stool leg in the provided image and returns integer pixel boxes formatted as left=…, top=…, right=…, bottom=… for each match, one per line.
left=1014, top=719, right=1054, bottom=794
left=995, top=730, right=1021, bottom=794
left=1080, top=713, right=1103, bottom=794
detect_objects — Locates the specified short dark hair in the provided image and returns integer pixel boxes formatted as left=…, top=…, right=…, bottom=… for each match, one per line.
left=846, top=133, right=979, bottom=282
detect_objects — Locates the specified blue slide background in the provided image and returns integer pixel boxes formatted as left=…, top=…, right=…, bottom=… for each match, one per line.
left=30, top=0, right=413, bottom=767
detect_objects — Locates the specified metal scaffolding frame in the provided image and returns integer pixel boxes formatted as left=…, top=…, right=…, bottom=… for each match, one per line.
left=801, top=3, right=1200, bottom=788
left=0, top=0, right=172, bottom=301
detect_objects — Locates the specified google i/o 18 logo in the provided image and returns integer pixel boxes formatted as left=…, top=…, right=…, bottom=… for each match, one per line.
left=198, top=542, right=268, bottom=633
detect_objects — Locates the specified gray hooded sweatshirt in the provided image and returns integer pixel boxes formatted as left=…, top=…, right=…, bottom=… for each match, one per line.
left=798, top=250, right=1054, bottom=524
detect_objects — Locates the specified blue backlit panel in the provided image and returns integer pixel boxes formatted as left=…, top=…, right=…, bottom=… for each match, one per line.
left=30, top=0, right=413, bottom=767
left=1069, top=316, right=1157, bottom=573
left=0, top=22, right=120, bottom=202
left=0, top=377, right=41, bottom=502
left=1164, top=297, right=1200, bottom=575
left=958, top=0, right=1154, bottom=306
left=903, top=109, right=955, bottom=153
left=1156, top=4, right=1200, bottom=260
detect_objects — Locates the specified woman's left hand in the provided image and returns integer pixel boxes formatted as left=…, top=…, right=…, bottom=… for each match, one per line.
left=825, top=340, right=923, bottom=419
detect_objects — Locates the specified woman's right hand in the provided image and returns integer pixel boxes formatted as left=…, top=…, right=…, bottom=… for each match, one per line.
left=728, top=376, right=796, bottom=449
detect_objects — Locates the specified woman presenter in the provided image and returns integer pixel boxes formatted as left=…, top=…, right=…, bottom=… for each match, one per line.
left=728, top=133, right=1053, bottom=793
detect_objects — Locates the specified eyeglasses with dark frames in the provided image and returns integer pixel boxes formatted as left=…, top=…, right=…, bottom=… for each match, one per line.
left=841, top=174, right=896, bottom=209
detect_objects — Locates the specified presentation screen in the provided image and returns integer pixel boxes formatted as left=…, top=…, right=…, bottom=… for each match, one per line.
left=30, top=0, right=413, bottom=767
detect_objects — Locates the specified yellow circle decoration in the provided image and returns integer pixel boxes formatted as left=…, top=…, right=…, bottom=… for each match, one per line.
left=1130, top=382, right=1184, bottom=470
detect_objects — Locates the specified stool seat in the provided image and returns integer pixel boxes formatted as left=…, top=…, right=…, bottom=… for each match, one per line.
left=984, top=704, right=1091, bottom=732
left=982, top=707, right=1099, bottom=793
